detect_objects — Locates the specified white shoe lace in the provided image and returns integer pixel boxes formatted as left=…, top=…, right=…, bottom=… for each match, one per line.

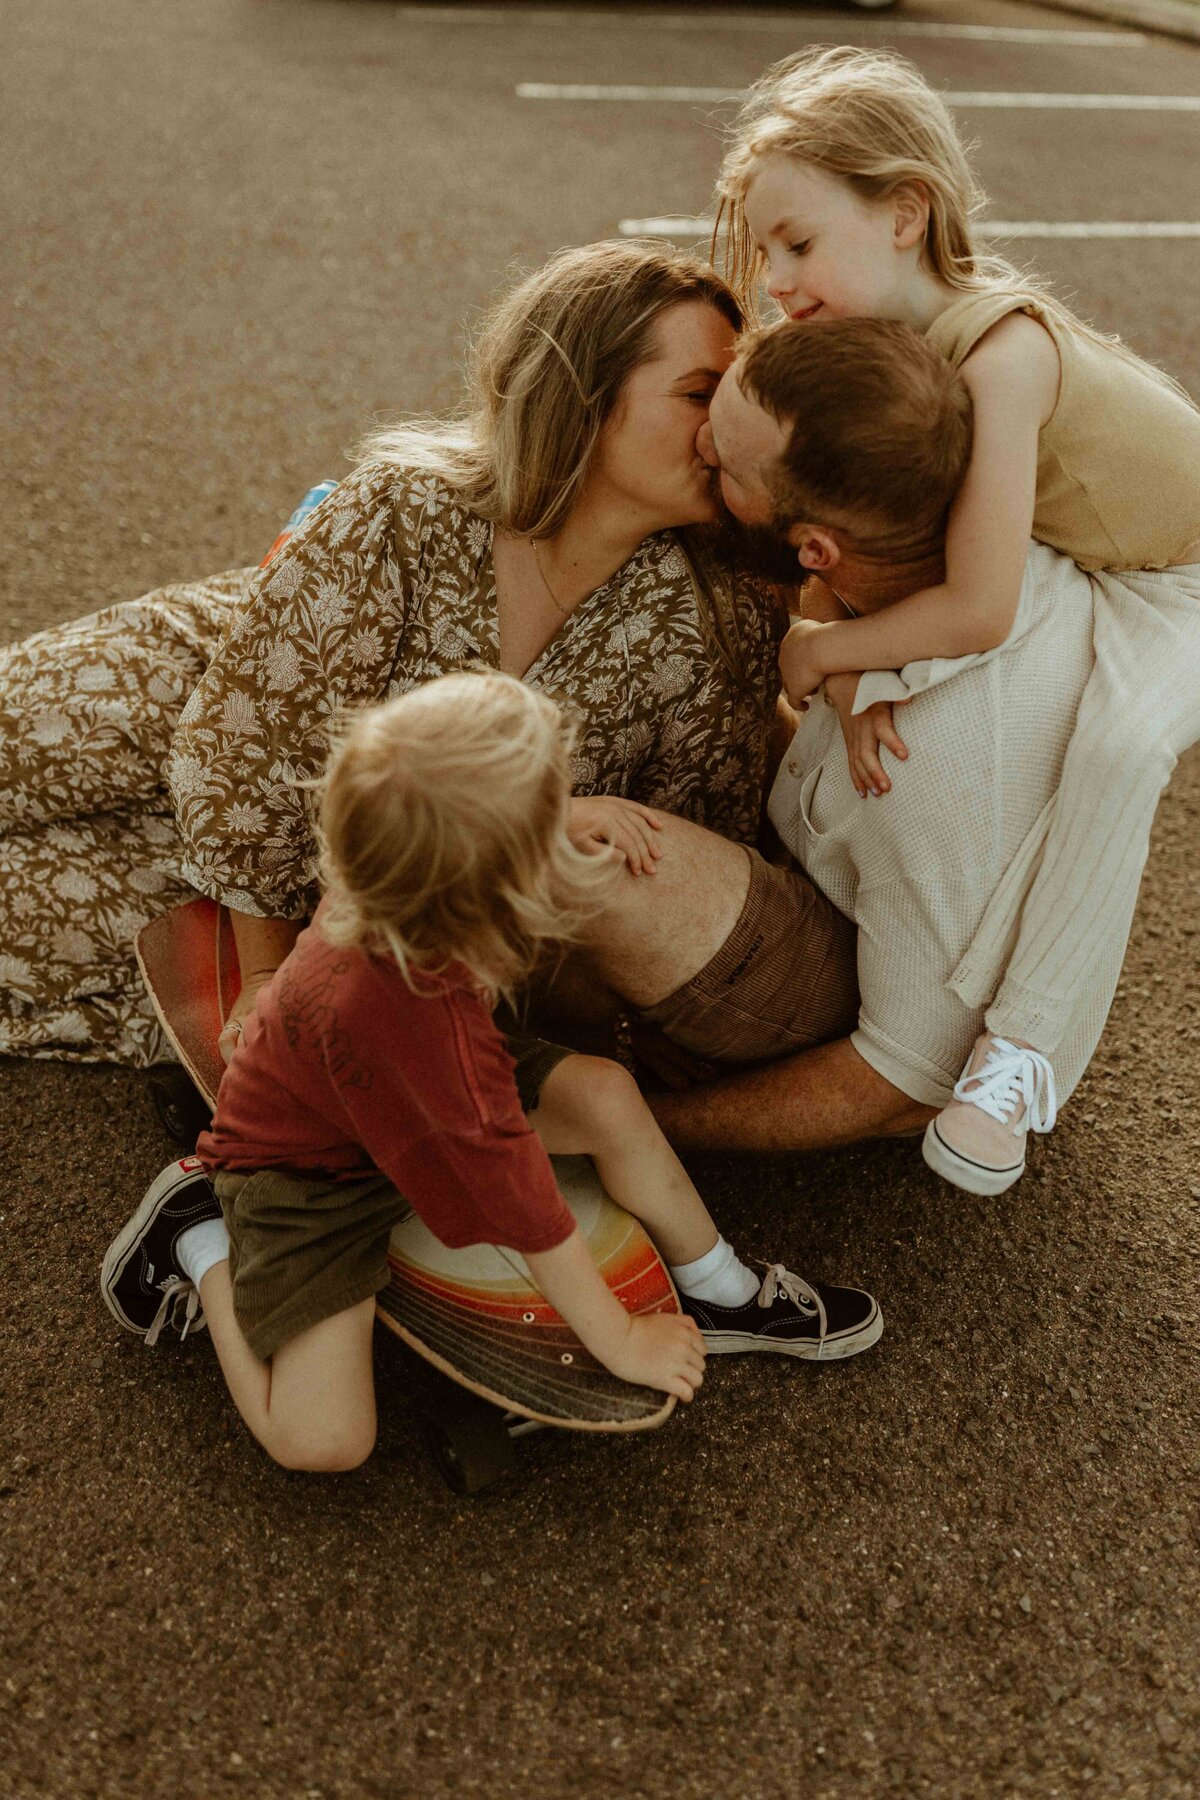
left=145, top=1277, right=207, bottom=1348
left=756, top=1263, right=829, bottom=1346
left=953, top=1037, right=1058, bottom=1137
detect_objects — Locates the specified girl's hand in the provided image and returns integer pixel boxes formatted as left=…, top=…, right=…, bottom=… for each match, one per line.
left=604, top=1312, right=707, bottom=1402
left=778, top=618, right=832, bottom=710
left=825, top=673, right=909, bottom=798
left=568, top=796, right=664, bottom=876
left=218, top=968, right=279, bottom=1065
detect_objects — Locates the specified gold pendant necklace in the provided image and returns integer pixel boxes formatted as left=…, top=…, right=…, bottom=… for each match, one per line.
left=531, top=538, right=573, bottom=619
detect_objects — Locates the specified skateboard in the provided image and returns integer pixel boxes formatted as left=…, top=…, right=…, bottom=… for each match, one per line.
left=135, top=897, right=680, bottom=1492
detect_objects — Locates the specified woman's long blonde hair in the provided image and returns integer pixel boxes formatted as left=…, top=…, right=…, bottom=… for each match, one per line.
left=363, top=240, right=739, bottom=535
left=358, top=241, right=770, bottom=693
left=315, top=673, right=614, bottom=1000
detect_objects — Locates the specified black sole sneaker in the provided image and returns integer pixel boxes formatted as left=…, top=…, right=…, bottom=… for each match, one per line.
left=101, top=1157, right=221, bottom=1344
left=680, top=1262, right=883, bottom=1361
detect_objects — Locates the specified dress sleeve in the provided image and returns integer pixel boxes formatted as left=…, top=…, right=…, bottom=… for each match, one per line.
left=625, top=551, right=786, bottom=846
left=168, top=463, right=424, bottom=919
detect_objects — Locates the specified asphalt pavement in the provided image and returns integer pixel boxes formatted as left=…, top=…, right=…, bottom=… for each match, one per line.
left=3, top=3, right=1199, bottom=1796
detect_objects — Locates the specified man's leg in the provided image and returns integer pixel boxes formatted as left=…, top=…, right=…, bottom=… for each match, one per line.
left=540, top=812, right=927, bottom=1153
left=573, top=814, right=754, bottom=1010
left=645, top=1036, right=934, bottom=1154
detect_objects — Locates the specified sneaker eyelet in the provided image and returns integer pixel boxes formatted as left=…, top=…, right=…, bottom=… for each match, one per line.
left=560, top=1352, right=574, bottom=1365
left=521, top=1311, right=535, bottom=1324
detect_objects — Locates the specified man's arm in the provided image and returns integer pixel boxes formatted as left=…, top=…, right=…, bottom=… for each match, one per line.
left=645, top=1035, right=934, bottom=1154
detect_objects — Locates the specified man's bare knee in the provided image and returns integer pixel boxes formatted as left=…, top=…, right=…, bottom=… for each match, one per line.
left=577, top=814, right=751, bottom=1008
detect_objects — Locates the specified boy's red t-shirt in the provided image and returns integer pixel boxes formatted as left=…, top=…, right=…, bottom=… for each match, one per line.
left=196, top=903, right=575, bottom=1256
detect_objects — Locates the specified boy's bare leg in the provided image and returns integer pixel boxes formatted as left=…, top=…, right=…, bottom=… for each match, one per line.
left=198, top=1265, right=377, bottom=1472
left=530, top=1053, right=719, bottom=1266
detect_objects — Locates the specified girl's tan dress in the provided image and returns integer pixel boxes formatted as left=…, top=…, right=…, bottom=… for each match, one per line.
left=0, top=463, right=783, bottom=1065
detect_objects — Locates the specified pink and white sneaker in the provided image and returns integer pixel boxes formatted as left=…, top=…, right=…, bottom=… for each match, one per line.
left=923, top=1033, right=1058, bottom=1196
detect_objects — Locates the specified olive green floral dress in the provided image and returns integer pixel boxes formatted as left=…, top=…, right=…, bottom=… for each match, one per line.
left=0, top=463, right=783, bottom=1066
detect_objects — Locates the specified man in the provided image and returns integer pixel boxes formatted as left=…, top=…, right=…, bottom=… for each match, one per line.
left=561, top=317, right=1115, bottom=1158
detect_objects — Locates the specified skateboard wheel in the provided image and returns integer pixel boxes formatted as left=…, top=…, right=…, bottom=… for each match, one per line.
left=421, top=1388, right=518, bottom=1497
left=147, top=1067, right=213, bottom=1147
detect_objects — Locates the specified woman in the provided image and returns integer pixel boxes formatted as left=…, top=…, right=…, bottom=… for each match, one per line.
left=0, top=242, right=786, bottom=1067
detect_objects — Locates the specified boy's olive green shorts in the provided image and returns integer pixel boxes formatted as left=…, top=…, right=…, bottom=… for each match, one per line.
left=213, top=1034, right=572, bottom=1362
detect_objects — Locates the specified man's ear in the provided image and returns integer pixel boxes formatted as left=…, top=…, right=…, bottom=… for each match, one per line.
left=892, top=181, right=931, bottom=252
left=786, top=524, right=841, bottom=573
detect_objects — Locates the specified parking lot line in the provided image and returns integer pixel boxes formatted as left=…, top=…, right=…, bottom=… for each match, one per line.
left=619, top=216, right=1200, bottom=240
left=520, top=84, right=1200, bottom=110
left=396, top=7, right=1146, bottom=46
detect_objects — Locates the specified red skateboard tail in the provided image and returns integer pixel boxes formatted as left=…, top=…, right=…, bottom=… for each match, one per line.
left=135, top=898, right=241, bottom=1108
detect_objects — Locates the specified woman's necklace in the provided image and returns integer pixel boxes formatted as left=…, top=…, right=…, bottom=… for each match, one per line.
left=531, top=538, right=574, bottom=620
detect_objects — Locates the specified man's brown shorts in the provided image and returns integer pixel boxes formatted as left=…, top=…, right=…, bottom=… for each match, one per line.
left=638, top=847, right=859, bottom=1066
left=213, top=1033, right=572, bottom=1361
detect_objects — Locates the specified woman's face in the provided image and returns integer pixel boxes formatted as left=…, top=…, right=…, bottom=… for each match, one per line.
left=588, top=300, right=737, bottom=532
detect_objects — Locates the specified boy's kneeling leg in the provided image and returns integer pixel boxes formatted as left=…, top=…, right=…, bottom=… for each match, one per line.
left=201, top=1265, right=377, bottom=1472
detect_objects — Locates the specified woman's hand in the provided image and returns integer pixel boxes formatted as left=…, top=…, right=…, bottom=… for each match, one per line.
left=567, top=796, right=664, bottom=875
left=218, top=968, right=279, bottom=1065
left=825, top=673, right=909, bottom=798
left=219, top=912, right=304, bottom=1064
left=778, top=618, right=832, bottom=710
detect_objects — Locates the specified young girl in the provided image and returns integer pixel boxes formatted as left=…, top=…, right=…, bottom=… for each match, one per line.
left=101, top=673, right=881, bottom=1472
left=717, top=44, right=1200, bottom=1195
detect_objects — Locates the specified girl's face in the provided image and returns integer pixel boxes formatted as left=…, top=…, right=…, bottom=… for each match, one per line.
left=588, top=300, right=737, bottom=532
left=742, top=155, right=923, bottom=324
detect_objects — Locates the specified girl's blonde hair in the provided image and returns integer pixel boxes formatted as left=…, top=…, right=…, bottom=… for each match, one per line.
left=358, top=241, right=768, bottom=695
left=718, top=45, right=1188, bottom=405
left=316, top=673, right=613, bottom=998
left=718, top=45, right=1051, bottom=317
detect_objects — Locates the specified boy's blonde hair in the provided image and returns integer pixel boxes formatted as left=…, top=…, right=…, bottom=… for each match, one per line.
left=717, top=45, right=1037, bottom=315
left=316, top=673, right=613, bottom=997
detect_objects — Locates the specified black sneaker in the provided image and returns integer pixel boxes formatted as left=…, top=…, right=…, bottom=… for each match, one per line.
left=101, top=1157, right=221, bottom=1345
left=679, top=1263, right=883, bottom=1361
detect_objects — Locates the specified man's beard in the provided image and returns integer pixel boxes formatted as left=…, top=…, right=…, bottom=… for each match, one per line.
left=707, top=502, right=807, bottom=588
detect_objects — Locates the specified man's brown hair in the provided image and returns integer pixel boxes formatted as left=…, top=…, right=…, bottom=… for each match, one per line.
left=737, top=317, right=973, bottom=558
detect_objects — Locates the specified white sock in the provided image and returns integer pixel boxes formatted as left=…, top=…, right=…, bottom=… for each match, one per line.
left=176, top=1217, right=230, bottom=1289
left=670, top=1235, right=758, bottom=1308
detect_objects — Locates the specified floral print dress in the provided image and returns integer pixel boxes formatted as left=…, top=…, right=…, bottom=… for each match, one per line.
left=0, top=462, right=783, bottom=1066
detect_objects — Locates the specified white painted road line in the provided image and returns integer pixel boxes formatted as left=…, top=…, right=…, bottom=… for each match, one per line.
left=397, top=8, right=1146, bottom=46
left=984, top=222, right=1200, bottom=238
left=619, top=216, right=1200, bottom=241
left=521, top=84, right=1200, bottom=111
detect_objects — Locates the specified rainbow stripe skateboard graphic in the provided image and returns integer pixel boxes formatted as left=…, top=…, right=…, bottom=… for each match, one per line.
left=136, top=897, right=680, bottom=1492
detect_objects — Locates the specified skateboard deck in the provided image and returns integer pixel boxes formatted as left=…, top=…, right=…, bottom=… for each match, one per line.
left=378, top=1158, right=676, bottom=1431
left=135, top=898, right=679, bottom=1440
left=136, top=896, right=239, bottom=1110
